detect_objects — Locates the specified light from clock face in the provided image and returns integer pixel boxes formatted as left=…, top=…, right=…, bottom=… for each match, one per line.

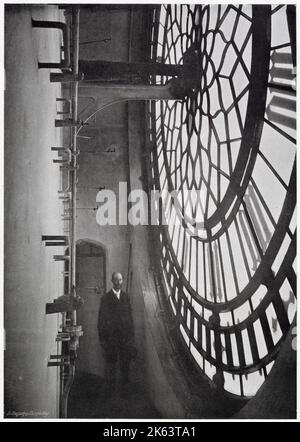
left=146, top=4, right=296, bottom=397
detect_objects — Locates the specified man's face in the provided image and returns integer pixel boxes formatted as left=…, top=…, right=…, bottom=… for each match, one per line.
left=112, top=273, right=123, bottom=290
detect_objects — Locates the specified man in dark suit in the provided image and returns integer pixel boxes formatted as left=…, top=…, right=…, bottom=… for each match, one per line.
left=97, top=272, right=134, bottom=390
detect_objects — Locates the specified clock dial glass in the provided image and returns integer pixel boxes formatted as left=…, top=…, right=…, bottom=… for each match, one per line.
left=146, top=5, right=296, bottom=397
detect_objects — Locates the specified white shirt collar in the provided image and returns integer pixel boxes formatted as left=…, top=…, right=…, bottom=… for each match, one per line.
left=112, top=288, right=121, bottom=299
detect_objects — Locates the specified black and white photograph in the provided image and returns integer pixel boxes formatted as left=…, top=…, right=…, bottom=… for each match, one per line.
left=3, top=2, right=297, bottom=421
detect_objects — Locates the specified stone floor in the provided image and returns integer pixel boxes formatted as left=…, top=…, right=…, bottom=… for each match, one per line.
left=68, top=370, right=161, bottom=419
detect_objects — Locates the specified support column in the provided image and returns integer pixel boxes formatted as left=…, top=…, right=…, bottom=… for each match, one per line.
left=79, top=80, right=185, bottom=104
left=78, top=59, right=183, bottom=82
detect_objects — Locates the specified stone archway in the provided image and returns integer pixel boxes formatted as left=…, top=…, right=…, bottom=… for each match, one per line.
left=75, top=240, right=107, bottom=376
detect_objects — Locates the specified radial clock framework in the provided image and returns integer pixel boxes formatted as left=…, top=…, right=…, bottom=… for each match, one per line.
left=145, top=4, right=296, bottom=397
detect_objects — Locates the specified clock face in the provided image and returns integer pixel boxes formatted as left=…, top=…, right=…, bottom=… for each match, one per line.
left=146, top=5, right=296, bottom=397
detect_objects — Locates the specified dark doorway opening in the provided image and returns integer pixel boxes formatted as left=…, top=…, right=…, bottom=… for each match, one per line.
left=75, top=240, right=106, bottom=375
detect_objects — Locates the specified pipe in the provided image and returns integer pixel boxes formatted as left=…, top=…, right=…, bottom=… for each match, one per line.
left=59, top=6, right=80, bottom=419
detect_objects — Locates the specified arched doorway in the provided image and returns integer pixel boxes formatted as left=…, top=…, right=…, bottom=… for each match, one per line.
left=75, top=240, right=106, bottom=376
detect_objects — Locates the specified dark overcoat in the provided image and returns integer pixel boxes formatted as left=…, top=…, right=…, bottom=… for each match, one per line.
left=97, top=290, right=134, bottom=346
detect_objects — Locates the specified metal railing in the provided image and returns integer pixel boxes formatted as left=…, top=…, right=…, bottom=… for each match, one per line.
left=35, top=6, right=83, bottom=418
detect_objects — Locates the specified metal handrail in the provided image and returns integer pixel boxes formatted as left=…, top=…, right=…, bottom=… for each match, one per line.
left=59, top=6, right=81, bottom=419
